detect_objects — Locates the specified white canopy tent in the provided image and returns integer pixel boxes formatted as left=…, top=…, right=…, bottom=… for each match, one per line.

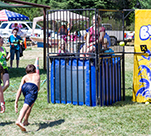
left=32, top=10, right=89, bottom=35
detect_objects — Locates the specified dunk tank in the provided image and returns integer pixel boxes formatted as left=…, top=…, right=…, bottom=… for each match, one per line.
left=133, top=10, right=151, bottom=102
left=46, top=9, right=125, bottom=106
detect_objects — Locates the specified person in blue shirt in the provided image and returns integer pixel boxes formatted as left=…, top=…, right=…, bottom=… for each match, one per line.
left=8, top=28, right=23, bottom=68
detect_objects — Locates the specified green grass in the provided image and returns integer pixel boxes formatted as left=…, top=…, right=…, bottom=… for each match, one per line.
left=0, top=47, right=151, bottom=136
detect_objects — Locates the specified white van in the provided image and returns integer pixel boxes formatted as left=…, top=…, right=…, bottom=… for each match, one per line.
left=0, top=21, right=43, bottom=43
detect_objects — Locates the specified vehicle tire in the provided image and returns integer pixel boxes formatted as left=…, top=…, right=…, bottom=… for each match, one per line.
left=110, top=36, right=117, bottom=46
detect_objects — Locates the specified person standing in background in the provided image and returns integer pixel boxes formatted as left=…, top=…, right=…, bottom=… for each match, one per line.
left=8, top=28, right=23, bottom=68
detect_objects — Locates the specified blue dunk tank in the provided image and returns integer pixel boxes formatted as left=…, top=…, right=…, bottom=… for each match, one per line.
left=50, top=56, right=123, bottom=106
left=46, top=9, right=125, bottom=106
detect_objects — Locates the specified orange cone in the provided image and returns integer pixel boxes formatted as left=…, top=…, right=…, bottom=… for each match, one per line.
left=24, top=38, right=27, bottom=49
left=34, top=57, right=39, bottom=74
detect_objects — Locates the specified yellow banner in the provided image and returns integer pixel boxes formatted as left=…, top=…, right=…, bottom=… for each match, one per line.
left=133, top=9, right=151, bottom=102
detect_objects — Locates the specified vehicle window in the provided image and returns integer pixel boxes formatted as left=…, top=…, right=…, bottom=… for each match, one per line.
left=21, top=24, right=29, bottom=30
left=103, top=25, right=112, bottom=30
left=27, top=22, right=42, bottom=29
left=0, top=23, right=8, bottom=29
left=35, top=24, right=42, bottom=29
left=9, top=24, right=13, bottom=29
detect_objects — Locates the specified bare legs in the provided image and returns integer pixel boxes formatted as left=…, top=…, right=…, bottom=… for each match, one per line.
left=2, top=73, right=9, bottom=92
left=16, top=103, right=34, bottom=131
left=23, top=103, right=34, bottom=126
left=0, top=85, right=4, bottom=102
left=16, top=104, right=29, bottom=131
left=0, top=85, right=5, bottom=113
left=80, top=44, right=96, bottom=58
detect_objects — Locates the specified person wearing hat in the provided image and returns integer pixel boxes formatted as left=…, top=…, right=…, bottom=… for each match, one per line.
left=8, top=28, right=23, bottom=68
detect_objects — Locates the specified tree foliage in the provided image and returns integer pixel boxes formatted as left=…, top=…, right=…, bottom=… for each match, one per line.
left=1, top=0, right=151, bottom=30
left=138, top=0, right=151, bottom=9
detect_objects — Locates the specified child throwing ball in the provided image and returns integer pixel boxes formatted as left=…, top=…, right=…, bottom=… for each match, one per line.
left=15, top=64, right=40, bottom=131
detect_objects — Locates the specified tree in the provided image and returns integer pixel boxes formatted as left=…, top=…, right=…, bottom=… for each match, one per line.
left=138, top=0, right=151, bottom=9
left=13, top=0, right=48, bottom=21
left=2, top=0, right=151, bottom=31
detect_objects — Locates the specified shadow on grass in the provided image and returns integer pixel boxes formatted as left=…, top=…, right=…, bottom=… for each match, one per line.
left=5, top=98, right=24, bottom=103
left=126, top=87, right=133, bottom=89
left=8, top=68, right=46, bottom=79
left=0, top=121, right=15, bottom=126
left=112, top=96, right=136, bottom=107
left=36, top=119, right=65, bottom=131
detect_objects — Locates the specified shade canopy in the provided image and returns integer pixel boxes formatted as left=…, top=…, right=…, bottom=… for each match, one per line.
left=32, top=10, right=89, bottom=35
left=0, top=9, right=29, bottom=21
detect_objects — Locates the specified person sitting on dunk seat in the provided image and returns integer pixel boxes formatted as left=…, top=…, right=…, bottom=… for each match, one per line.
left=80, top=14, right=105, bottom=58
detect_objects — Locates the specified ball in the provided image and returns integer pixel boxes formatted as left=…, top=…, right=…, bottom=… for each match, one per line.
left=119, top=41, right=125, bottom=46
left=145, top=102, right=150, bottom=105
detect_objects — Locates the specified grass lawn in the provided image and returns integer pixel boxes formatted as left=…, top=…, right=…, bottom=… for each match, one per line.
left=0, top=46, right=151, bottom=136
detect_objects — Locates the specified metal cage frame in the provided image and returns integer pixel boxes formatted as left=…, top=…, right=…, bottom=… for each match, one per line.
left=46, top=9, right=126, bottom=106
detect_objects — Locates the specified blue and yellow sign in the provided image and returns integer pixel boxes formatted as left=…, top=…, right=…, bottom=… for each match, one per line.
left=133, top=9, right=151, bottom=102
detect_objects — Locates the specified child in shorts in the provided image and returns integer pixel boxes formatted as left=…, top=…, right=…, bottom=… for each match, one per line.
left=15, top=64, right=40, bottom=131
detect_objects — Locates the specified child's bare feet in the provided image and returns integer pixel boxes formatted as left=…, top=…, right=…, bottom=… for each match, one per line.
left=16, top=122, right=26, bottom=131
left=23, top=122, right=30, bottom=126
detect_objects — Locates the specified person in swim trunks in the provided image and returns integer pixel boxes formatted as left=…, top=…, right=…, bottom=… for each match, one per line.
left=15, top=64, right=40, bottom=131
